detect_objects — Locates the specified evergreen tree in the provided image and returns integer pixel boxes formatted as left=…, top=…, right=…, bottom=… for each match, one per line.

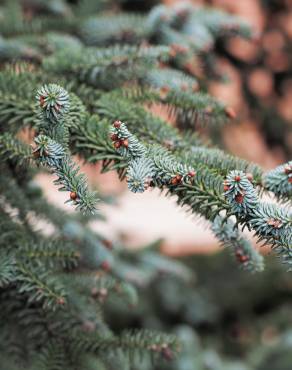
left=0, top=0, right=291, bottom=369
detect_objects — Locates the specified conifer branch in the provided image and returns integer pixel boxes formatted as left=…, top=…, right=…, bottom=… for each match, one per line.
left=263, top=161, right=292, bottom=202
left=15, top=261, right=67, bottom=310
left=34, top=84, right=98, bottom=214
left=212, top=215, right=264, bottom=273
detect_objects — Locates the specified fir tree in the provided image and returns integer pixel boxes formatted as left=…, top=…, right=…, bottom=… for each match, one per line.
left=0, top=0, right=291, bottom=369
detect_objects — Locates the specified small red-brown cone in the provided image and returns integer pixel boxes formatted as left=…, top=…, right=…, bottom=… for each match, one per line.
left=122, top=138, right=129, bottom=148
left=246, top=173, right=253, bottom=182
left=57, top=297, right=65, bottom=305
left=181, top=83, right=188, bottom=91
left=284, top=165, right=292, bottom=174
left=235, top=193, right=244, bottom=204
left=161, top=345, right=174, bottom=361
left=234, top=175, right=241, bottom=182
left=114, top=141, right=121, bottom=149
left=91, top=287, right=99, bottom=298
left=70, top=191, right=78, bottom=201
left=223, top=180, right=230, bottom=192
left=225, top=106, right=236, bottom=119
left=101, top=261, right=111, bottom=272
left=204, top=106, right=213, bottom=115
left=188, top=170, right=196, bottom=178
left=239, top=255, right=249, bottom=263
left=161, top=86, right=171, bottom=94
left=113, top=120, right=121, bottom=128
left=98, top=288, right=108, bottom=299
left=235, top=250, right=249, bottom=263
left=267, top=218, right=283, bottom=229
left=288, top=177, right=292, bottom=184
left=110, top=133, right=118, bottom=141
left=33, top=149, right=40, bottom=159
left=171, top=177, right=178, bottom=185
left=39, top=95, right=45, bottom=107
left=176, top=174, right=183, bottom=183
left=102, top=239, right=113, bottom=250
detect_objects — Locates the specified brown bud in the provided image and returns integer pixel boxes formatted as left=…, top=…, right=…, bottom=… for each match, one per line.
left=181, top=83, right=188, bottom=91
left=122, top=138, right=129, bottom=148
left=70, top=191, right=78, bottom=200
left=57, top=297, right=65, bottom=305
left=102, top=239, right=113, bottom=250
left=149, top=344, right=158, bottom=351
left=246, top=173, right=253, bottom=182
left=110, top=133, right=118, bottom=141
left=238, top=255, right=249, bottom=263
left=99, top=288, right=108, bottom=297
left=176, top=174, right=183, bottom=182
left=91, top=287, right=99, bottom=297
left=188, top=170, right=196, bottom=177
left=169, top=44, right=188, bottom=57
left=39, top=95, right=45, bottom=107
left=114, top=141, right=121, bottom=149
left=160, top=86, right=170, bottom=94
left=284, top=165, right=292, bottom=174
left=223, top=184, right=230, bottom=192
left=192, top=83, right=199, bottom=92
left=235, top=250, right=249, bottom=263
left=204, top=106, right=213, bottom=115
left=101, top=261, right=111, bottom=272
left=144, top=177, right=153, bottom=190
left=225, top=106, right=236, bottom=119
left=267, top=218, right=283, bottom=229
left=163, top=139, right=174, bottom=149
left=162, top=347, right=174, bottom=361
left=33, top=149, right=40, bottom=159
left=171, top=177, right=178, bottom=185
left=235, top=193, right=244, bottom=204
left=113, top=120, right=121, bottom=128
left=234, top=175, right=241, bottom=182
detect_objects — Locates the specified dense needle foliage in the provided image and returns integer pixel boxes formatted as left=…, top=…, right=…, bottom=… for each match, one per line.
left=0, top=0, right=291, bottom=369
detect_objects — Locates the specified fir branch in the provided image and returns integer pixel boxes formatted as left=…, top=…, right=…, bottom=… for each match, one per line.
left=0, top=251, right=16, bottom=288
left=15, top=261, right=67, bottom=310
left=144, top=67, right=198, bottom=93
left=263, top=161, right=292, bottom=202
left=34, top=134, right=98, bottom=214
left=0, top=133, right=31, bottom=165
left=110, top=121, right=228, bottom=220
left=71, top=328, right=179, bottom=361
left=224, top=170, right=259, bottom=216
left=36, top=83, right=70, bottom=147
left=36, top=84, right=70, bottom=124
left=224, top=170, right=292, bottom=258
left=92, top=275, right=138, bottom=306
left=249, top=202, right=291, bottom=249
left=181, top=147, right=263, bottom=185
left=80, top=13, right=150, bottom=46
left=126, top=157, right=155, bottom=193
left=96, top=92, right=262, bottom=183
left=163, top=90, right=228, bottom=128
left=109, top=120, right=147, bottom=159
left=34, top=83, right=99, bottom=214
left=212, top=215, right=264, bottom=273
left=19, top=240, right=80, bottom=270
left=43, top=45, right=170, bottom=90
